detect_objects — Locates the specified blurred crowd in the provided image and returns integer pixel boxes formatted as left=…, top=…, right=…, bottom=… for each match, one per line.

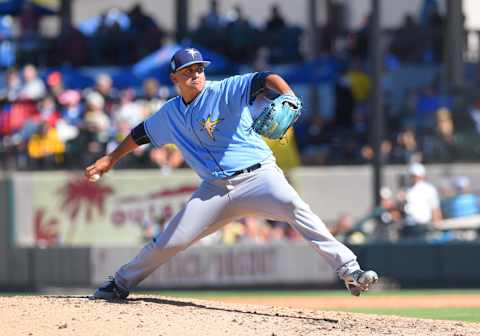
left=2, top=61, right=480, bottom=172
left=8, top=2, right=167, bottom=67
left=190, top=1, right=302, bottom=64
left=0, top=65, right=186, bottom=172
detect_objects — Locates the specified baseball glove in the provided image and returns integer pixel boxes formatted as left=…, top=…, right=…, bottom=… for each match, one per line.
left=252, top=94, right=302, bottom=140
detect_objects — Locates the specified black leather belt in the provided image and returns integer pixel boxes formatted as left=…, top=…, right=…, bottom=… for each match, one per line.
left=231, top=163, right=261, bottom=177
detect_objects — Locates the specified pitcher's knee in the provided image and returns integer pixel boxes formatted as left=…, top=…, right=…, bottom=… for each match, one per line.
left=279, top=196, right=311, bottom=222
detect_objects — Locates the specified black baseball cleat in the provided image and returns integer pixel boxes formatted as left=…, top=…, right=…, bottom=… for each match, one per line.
left=93, top=277, right=129, bottom=300
left=343, top=270, right=378, bottom=297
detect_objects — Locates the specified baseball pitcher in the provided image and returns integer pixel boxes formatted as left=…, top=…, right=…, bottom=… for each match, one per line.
left=85, top=47, right=378, bottom=299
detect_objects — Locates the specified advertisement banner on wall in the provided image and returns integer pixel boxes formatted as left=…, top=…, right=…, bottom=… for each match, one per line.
left=12, top=170, right=200, bottom=247
left=91, top=243, right=337, bottom=288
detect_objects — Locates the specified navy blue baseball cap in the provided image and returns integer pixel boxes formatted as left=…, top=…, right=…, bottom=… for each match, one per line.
left=170, top=48, right=211, bottom=73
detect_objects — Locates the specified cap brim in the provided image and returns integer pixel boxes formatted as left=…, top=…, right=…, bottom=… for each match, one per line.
left=174, top=60, right=211, bottom=72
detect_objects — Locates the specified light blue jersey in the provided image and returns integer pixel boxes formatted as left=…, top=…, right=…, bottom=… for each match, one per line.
left=144, top=73, right=273, bottom=180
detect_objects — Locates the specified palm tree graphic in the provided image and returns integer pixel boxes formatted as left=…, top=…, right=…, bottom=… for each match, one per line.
left=59, top=177, right=113, bottom=242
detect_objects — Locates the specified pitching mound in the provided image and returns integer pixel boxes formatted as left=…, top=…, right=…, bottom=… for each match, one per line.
left=1, top=295, right=478, bottom=336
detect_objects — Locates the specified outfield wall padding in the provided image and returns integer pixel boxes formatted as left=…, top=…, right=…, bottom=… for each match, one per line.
left=30, top=247, right=91, bottom=286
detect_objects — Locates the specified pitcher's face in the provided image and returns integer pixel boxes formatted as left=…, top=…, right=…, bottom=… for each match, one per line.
left=170, top=63, right=206, bottom=95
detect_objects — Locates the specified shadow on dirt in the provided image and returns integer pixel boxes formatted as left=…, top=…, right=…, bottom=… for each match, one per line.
left=131, top=297, right=337, bottom=324
left=48, top=295, right=338, bottom=324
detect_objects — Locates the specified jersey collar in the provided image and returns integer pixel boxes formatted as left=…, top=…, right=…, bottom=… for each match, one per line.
left=179, top=82, right=210, bottom=110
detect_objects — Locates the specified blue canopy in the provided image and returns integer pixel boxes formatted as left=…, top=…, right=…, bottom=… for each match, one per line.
left=132, top=43, right=238, bottom=84
left=78, top=15, right=101, bottom=36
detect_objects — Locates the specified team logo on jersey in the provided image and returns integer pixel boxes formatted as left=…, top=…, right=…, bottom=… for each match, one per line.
left=200, top=116, right=223, bottom=140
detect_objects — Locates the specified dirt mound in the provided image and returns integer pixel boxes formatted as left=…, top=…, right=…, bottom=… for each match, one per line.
left=1, top=295, right=478, bottom=336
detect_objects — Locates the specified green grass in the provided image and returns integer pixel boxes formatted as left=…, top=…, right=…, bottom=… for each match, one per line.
left=332, top=307, right=480, bottom=322
left=141, top=289, right=480, bottom=323
left=144, top=289, right=480, bottom=298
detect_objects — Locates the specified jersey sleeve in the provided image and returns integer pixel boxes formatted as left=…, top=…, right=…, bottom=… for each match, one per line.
left=222, top=73, right=256, bottom=107
left=144, top=104, right=173, bottom=146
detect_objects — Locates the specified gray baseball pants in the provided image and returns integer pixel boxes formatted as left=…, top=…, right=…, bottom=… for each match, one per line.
left=115, top=160, right=359, bottom=291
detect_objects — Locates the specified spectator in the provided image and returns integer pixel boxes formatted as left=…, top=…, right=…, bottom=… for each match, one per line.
left=360, top=140, right=393, bottom=164
left=318, top=16, right=341, bottom=54
left=423, top=107, right=458, bottom=162
left=263, top=5, right=302, bottom=64
left=96, top=8, right=131, bottom=65
left=237, top=217, right=269, bottom=244
left=442, top=176, right=480, bottom=219
left=225, top=6, right=257, bottom=63
left=54, top=25, right=88, bottom=66
left=348, top=15, right=370, bottom=60
left=19, top=2, right=40, bottom=34
left=0, top=68, right=21, bottom=102
left=89, top=73, right=118, bottom=115
left=138, top=78, right=169, bottom=117
left=0, top=70, right=16, bottom=138
left=201, top=0, right=226, bottom=30
left=18, top=64, right=46, bottom=101
left=193, top=0, right=227, bottom=55
left=128, top=3, right=159, bottom=34
left=390, top=14, right=422, bottom=62
left=414, top=87, right=451, bottom=133
left=265, top=5, right=286, bottom=32
left=37, top=95, right=60, bottom=128
left=113, top=88, right=144, bottom=128
left=296, top=114, right=334, bottom=165
left=391, top=128, right=423, bottom=164
left=354, top=187, right=403, bottom=242
left=149, top=145, right=184, bottom=175
left=221, top=221, right=245, bottom=245
left=27, top=121, right=65, bottom=169
left=58, top=90, right=83, bottom=128
left=17, top=3, right=42, bottom=65
left=84, top=91, right=110, bottom=142
left=334, top=76, right=355, bottom=130
left=56, top=91, right=82, bottom=167
left=330, top=213, right=357, bottom=242
left=399, top=162, right=442, bottom=238
left=81, top=91, right=111, bottom=165
left=128, top=3, right=165, bottom=58
left=46, top=71, right=65, bottom=104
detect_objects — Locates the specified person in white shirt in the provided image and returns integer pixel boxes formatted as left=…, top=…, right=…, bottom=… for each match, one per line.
left=19, top=64, right=46, bottom=101
left=402, top=163, right=442, bottom=237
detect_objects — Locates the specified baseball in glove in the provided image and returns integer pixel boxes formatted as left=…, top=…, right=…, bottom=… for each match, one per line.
left=252, top=94, right=302, bottom=140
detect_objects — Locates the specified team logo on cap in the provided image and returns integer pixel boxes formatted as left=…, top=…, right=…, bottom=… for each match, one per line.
left=170, top=59, right=176, bottom=71
left=185, top=48, right=199, bottom=59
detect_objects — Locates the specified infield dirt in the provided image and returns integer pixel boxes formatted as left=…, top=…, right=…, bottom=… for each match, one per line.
left=1, top=295, right=479, bottom=336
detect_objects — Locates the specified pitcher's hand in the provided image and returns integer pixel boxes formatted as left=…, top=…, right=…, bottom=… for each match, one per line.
left=85, top=155, right=114, bottom=182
